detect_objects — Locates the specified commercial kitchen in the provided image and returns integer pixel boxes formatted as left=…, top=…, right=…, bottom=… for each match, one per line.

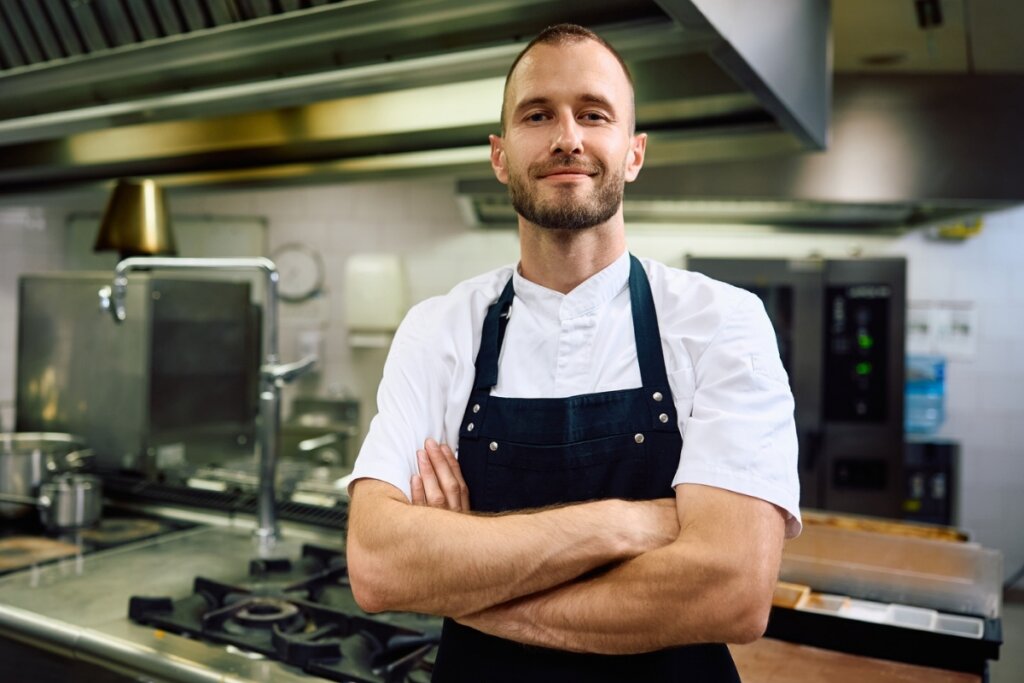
left=0, top=1, right=1021, bottom=681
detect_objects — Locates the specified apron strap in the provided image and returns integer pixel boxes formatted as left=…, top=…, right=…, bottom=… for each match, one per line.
left=474, top=255, right=668, bottom=391
left=473, top=277, right=515, bottom=390
left=628, top=254, right=671, bottom=389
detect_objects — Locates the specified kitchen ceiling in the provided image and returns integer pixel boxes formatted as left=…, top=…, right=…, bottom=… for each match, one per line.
left=0, top=0, right=828, bottom=192
left=0, top=0, right=1020, bottom=229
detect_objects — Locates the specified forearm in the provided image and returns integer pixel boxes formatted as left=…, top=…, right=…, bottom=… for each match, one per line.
left=460, top=486, right=785, bottom=654
left=460, top=538, right=766, bottom=653
left=346, top=480, right=676, bottom=617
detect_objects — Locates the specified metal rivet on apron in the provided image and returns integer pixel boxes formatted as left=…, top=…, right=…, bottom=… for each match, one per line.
left=472, top=404, right=480, bottom=414
left=489, top=441, right=498, bottom=451
left=659, top=413, right=670, bottom=423
left=634, top=433, right=645, bottom=444
left=652, top=391, right=663, bottom=402
left=467, top=422, right=475, bottom=432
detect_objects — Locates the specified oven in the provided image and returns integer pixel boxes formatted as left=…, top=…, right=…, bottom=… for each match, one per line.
left=686, top=257, right=907, bottom=519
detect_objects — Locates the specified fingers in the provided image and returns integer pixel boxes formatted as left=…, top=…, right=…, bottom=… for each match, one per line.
left=411, top=474, right=426, bottom=505
left=440, top=442, right=471, bottom=511
left=413, top=438, right=470, bottom=512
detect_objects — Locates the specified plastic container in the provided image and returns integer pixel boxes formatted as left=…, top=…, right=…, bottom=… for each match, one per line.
left=905, top=355, right=946, bottom=434
left=780, top=523, right=1003, bottom=618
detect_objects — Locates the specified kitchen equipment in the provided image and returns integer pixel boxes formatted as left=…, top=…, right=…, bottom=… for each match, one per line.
left=780, top=521, right=1002, bottom=619
left=0, top=433, right=86, bottom=518
left=128, top=543, right=439, bottom=682
left=0, top=537, right=80, bottom=572
left=903, top=438, right=959, bottom=526
left=78, top=518, right=165, bottom=547
left=282, top=397, right=360, bottom=468
left=686, top=257, right=907, bottom=518
left=15, top=273, right=258, bottom=477
left=768, top=520, right=1002, bottom=675
left=0, top=473, right=103, bottom=531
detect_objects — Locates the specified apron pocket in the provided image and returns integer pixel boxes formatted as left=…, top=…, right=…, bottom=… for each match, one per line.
left=481, top=434, right=650, bottom=510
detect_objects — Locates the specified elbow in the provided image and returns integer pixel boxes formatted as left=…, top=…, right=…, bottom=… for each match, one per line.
left=721, top=569, right=774, bottom=644
left=350, top=574, right=388, bottom=614
left=346, top=540, right=399, bottom=614
left=687, top=552, right=773, bottom=645
left=725, top=598, right=771, bottom=644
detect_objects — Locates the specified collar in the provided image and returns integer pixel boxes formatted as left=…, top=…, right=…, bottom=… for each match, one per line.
left=512, top=250, right=630, bottom=321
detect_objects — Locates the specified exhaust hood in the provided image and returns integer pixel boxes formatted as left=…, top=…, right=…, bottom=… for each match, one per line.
left=459, top=71, right=1024, bottom=229
left=0, top=0, right=829, bottom=193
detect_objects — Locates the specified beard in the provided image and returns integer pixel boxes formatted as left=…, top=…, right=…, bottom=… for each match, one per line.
left=508, top=157, right=625, bottom=230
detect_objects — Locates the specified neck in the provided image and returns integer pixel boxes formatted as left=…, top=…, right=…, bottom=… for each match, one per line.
left=517, top=213, right=627, bottom=294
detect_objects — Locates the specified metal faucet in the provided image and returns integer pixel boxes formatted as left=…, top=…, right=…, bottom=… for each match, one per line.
left=99, top=257, right=315, bottom=547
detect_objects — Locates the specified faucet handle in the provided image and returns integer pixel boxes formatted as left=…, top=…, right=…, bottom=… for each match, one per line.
left=98, top=286, right=113, bottom=314
left=263, top=355, right=317, bottom=384
left=98, top=278, right=128, bottom=322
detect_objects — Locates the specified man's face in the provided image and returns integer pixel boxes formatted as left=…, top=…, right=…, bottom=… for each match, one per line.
left=490, top=40, right=646, bottom=231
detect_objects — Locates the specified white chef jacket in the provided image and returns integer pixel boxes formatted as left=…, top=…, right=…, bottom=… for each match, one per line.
left=351, top=250, right=802, bottom=538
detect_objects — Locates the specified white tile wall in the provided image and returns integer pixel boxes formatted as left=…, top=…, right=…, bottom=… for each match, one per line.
left=0, top=203, right=73, bottom=404
left=0, top=179, right=1021, bottom=581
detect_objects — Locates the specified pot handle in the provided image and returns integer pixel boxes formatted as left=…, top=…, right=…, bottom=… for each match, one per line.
left=0, top=491, right=48, bottom=509
left=46, top=448, right=95, bottom=472
left=64, top=449, right=95, bottom=470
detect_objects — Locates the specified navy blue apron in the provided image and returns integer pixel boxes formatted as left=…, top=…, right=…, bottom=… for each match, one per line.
left=431, top=255, right=740, bottom=682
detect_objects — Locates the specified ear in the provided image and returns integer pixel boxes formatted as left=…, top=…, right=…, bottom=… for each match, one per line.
left=624, top=132, right=647, bottom=183
left=489, top=134, right=509, bottom=185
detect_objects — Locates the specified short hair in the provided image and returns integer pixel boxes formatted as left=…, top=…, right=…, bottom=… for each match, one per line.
left=499, top=23, right=636, bottom=134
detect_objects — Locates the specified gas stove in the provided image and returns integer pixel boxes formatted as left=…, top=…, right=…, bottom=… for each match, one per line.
left=0, top=511, right=185, bottom=575
left=128, top=544, right=440, bottom=683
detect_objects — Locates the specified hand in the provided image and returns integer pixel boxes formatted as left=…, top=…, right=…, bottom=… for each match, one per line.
left=411, top=438, right=471, bottom=512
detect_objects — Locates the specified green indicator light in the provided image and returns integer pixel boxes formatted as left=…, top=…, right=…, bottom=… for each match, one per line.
left=858, top=333, right=874, bottom=349
left=855, top=362, right=872, bottom=375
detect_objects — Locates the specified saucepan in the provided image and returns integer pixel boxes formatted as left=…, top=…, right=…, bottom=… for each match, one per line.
left=0, top=471, right=103, bottom=531
left=0, top=433, right=90, bottom=518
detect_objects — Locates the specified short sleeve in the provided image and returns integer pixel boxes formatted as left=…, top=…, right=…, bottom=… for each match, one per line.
left=348, top=301, right=452, bottom=501
left=673, top=291, right=802, bottom=538
left=347, top=267, right=511, bottom=500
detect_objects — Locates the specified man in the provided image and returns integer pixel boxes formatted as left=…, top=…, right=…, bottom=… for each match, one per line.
left=346, top=23, right=800, bottom=682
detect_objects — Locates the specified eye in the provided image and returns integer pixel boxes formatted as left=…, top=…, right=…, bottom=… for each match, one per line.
left=580, top=111, right=609, bottom=123
left=525, top=112, right=550, bottom=123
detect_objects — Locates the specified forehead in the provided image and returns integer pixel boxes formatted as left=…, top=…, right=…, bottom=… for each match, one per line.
left=506, top=40, right=632, bottom=112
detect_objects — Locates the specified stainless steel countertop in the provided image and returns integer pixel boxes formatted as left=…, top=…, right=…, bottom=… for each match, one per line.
left=0, top=518, right=347, bottom=682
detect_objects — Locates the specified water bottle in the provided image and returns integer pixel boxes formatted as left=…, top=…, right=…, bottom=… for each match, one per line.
left=905, top=355, right=945, bottom=434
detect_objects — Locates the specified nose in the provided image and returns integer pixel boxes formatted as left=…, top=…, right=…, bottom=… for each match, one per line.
left=550, top=116, right=583, bottom=155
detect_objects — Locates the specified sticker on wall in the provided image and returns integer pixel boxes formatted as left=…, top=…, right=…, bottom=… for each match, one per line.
left=907, top=301, right=977, bottom=359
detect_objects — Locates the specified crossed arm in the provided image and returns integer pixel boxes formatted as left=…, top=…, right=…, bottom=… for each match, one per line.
left=346, top=439, right=785, bottom=654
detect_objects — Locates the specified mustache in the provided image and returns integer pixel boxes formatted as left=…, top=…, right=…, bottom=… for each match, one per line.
left=530, top=157, right=604, bottom=178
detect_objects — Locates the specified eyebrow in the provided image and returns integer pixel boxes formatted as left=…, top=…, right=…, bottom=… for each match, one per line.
left=512, top=93, right=617, bottom=116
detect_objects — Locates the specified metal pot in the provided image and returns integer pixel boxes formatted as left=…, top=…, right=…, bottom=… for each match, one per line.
left=0, top=473, right=103, bottom=531
left=39, top=473, right=103, bottom=531
left=0, top=433, right=86, bottom=518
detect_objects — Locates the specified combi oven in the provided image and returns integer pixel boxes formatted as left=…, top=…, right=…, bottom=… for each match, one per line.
left=686, top=257, right=907, bottom=519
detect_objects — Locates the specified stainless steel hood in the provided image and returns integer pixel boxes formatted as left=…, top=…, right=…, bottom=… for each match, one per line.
left=0, top=0, right=829, bottom=193
left=460, top=72, right=1024, bottom=229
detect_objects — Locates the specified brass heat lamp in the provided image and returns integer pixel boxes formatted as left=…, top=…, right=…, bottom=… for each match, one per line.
left=94, top=179, right=178, bottom=258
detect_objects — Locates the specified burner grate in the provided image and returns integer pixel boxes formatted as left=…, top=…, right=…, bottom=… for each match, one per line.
left=128, top=544, right=437, bottom=683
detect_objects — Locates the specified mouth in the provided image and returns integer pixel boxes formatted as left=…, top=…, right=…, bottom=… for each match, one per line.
left=538, top=169, right=597, bottom=180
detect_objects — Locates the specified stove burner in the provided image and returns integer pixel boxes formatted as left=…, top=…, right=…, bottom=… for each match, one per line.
left=79, top=518, right=165, bottom=546
left=129, top=544, right=438, bottom=683
left=235, top=597, right=301, bottom=626
left=206, top=595, right=308, bottom=638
